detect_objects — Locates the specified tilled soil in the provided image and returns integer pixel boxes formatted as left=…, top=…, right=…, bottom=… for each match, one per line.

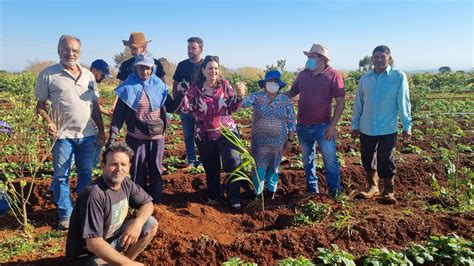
left=1, top=117, right=473, bottom=265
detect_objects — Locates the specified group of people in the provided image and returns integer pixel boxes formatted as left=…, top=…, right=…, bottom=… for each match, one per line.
left=33, top=32, right=411, bottom=265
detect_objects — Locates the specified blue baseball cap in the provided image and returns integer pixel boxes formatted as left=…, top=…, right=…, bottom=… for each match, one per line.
left=91, top=59, right=113, bottom=78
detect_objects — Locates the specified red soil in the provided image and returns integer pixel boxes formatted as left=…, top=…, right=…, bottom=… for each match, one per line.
left=1, top=117, right=473, bottom=265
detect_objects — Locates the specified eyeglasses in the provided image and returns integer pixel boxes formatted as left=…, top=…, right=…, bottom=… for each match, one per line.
left=59, top=47, right=81, bottom=55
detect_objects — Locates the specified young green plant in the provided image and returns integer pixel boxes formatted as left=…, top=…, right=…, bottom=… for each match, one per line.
left=219, top=126, right=265, bottom=221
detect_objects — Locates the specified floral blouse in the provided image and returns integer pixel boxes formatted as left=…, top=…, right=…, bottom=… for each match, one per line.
left=182, top=79, right=242, bottom=141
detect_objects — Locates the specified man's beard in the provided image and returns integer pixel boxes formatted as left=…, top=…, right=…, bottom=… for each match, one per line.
left=104, top=174, right=122, bottom=184
left=61, top=59, right=79, bottom=68
left=109, top=177, right=121, bottom=184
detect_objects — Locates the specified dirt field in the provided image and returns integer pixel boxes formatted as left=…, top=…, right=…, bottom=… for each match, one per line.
left=1, top=114, right=473, bottom=265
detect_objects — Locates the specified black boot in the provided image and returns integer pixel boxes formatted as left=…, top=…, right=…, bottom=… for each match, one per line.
left=265, top=190, right=275, bottom=200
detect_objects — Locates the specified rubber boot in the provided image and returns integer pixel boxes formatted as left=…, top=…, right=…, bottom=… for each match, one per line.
left=380, top=176, right=397, bottom=204
left=357, top=170, right=380, bottom=199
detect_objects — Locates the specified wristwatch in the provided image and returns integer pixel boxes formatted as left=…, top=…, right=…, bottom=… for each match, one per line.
left=287, top=139, right=294, bottom=142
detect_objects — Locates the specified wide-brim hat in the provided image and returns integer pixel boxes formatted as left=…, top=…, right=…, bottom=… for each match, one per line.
left=123, top=32, right=151, bottom=48
left=303, top=43, right=330, bottom=60
left=258, top=70, right=286, bottom=89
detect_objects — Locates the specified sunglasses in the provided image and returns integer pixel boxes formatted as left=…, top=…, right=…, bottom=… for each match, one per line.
left=204, top=55, right=219, bottom=63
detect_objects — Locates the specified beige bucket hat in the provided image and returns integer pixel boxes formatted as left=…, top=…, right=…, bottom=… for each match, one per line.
left=303, top=44, right=330, bottom=60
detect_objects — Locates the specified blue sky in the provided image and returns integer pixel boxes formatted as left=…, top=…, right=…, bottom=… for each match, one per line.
left=0, top=0, right=472, bottom=72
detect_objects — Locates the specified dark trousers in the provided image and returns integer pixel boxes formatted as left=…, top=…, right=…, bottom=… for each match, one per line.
left=359, top=133, right=397, bottom=179
left=126, top=135, right=164, bottom=204
left=196, top=135, right=241, bottom=205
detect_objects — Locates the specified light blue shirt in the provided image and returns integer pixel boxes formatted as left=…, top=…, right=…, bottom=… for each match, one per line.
left=351, top=66, right=412, bottom=136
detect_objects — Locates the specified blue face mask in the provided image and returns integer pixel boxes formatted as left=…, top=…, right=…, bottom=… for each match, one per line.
left=305, top=58, right=317, bottom=70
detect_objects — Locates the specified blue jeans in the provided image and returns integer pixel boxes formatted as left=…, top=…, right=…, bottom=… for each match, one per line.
left=0, top=188, right=9, bottom=215
left=52, top=135, right=96, bottom=219
left=92, top=145, right=102, bottom=168
left=180, top=112, right=198, bottom=165
left=296, top=123, right=341, bottom=197
left=80, top=216, right=157, bottom=265
left=109, top=216, right=157, bottom=250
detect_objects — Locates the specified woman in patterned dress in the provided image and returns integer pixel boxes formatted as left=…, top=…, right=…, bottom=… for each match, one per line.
left=241, top=70, right=296, bottom=200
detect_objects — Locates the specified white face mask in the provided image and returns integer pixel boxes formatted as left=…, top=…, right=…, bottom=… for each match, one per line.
left=265, top=82, right=280, bottom=94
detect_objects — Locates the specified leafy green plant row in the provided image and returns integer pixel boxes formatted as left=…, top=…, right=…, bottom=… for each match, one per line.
left=0, top=72, right=37, bottom=96
left=1, top=68, right=472, bottom=99
left=0, top=230, right=65, bottom=263
left=222, top=234, right=473, bottom=265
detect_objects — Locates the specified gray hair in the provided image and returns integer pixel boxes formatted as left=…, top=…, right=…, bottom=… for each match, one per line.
left=57, top=35, right=82, bottom=49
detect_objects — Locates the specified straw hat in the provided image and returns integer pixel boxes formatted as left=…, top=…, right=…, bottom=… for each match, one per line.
left=303, top=44, right=330, bottom=60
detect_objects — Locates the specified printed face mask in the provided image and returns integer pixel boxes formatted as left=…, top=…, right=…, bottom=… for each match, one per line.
left=305, top=58, right=317, bottom=70
left=265, top=82, right=280, bottom=93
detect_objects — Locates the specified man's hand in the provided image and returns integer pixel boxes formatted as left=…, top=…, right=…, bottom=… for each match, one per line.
left=402, top=130, right=412, bottom=141
left=177, top=82, right=189, bottom=94
left=97, top=131, right=106, bottom=147
left=48, top=122, right=57, bottom=137
left=351, top=129, right=360, bottom=138
left=235, top=81, right=246, bottom=97
left=324, top=124, right=337, bottom=140
left=86, top=237, right=141, bottom=266
left=119, top=219, right=142, bottom=251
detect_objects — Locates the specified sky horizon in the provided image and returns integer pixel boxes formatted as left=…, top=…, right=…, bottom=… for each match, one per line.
left=0, top=0, right=473, bottom=73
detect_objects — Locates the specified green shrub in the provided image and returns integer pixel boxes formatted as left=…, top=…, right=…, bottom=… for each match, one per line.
left=404, top=243, right=435, bottom=264
left=426, top=234, right=474, bottom=264
left=294, top=201, right=331, bottom=226
left=363, top=248, right=413, bottom=265
left=0, top=72, right=37, bottom=97
left=317, top=244, right=355, bottom=266
left=222, top=257, right=257, bottom=266
left=278, top=256, right=314, bottom=266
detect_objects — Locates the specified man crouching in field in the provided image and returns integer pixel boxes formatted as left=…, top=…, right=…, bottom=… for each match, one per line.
left=66, top=141, right=157, bottom=266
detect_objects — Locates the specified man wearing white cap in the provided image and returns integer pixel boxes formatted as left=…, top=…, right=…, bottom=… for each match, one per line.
left=108, top=53, right=182, bottom=204
left=286, top=44, right=345, bottom=198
